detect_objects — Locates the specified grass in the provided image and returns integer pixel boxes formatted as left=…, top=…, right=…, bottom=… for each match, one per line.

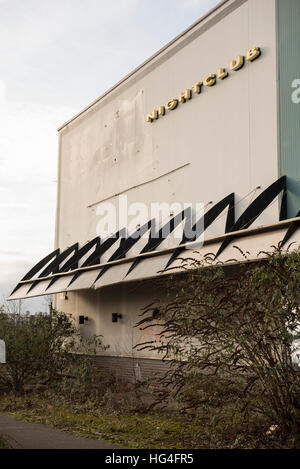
left=0, top=395, right=202, bottom=449
left=0, top=393, right=286, bottom=449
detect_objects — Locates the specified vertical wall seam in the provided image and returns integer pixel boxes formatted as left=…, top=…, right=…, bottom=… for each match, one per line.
left=275, top=0, right=282, bottom=215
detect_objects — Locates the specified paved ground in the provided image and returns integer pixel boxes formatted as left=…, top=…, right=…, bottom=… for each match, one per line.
left=0, top=413, right=121, bottom=449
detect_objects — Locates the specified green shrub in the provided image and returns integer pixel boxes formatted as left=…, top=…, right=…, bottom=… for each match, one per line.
left=0, top=309, right=105, bottom=396
left=136, top=247, right=300, bottom=440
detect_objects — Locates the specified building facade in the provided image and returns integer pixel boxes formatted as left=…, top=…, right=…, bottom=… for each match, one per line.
left=10, top=0, right=300, bottom=380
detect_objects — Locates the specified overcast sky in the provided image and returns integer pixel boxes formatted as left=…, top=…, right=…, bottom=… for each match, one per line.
left=0, top=0, right=219, bottom=311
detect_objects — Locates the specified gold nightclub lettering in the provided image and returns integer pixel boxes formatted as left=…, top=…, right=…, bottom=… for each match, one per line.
left=146, top=47, right=261, bottom=123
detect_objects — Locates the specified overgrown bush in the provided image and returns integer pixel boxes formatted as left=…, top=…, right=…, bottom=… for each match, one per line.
left=0, top=307, right=151, bottom=412
left=51, top=342, right=115, bottom=405
left=0, top=309, right=105, bottom=396
left=136, top=247, right=300, bottom=441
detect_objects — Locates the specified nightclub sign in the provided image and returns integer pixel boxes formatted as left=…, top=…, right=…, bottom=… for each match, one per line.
left=146, top=46, right=261, bottom=123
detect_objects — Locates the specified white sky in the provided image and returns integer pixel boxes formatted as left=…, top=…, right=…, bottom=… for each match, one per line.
left=0, top=0, right=219, bottom=311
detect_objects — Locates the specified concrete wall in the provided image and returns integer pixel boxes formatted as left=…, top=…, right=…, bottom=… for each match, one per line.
left=54, top=0, right=281, bottom=360
left=56, top=279, right=167, bottom=359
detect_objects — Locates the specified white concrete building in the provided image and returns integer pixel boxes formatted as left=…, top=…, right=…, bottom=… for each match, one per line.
left=9, top=0, right=300, bottom=379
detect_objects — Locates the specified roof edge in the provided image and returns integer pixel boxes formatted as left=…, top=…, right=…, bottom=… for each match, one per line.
left=57, top=0, right=231, bottom=131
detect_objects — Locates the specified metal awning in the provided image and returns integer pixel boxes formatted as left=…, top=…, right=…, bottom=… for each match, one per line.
left=8, top=217, right=300, bottom=300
